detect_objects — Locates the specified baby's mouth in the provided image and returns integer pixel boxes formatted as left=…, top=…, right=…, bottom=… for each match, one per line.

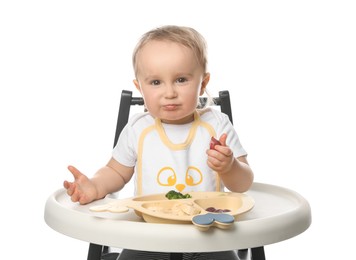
left=163, top=104, right=179, bottom=111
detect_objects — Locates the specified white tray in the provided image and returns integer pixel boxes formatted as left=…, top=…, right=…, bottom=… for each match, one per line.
left=44, top=182, right=311, bottom=252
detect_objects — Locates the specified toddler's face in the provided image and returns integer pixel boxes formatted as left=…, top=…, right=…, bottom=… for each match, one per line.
left=134, top=40, right=209, bottom=124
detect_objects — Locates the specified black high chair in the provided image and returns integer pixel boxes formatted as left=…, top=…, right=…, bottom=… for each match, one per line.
left=87, top=90, right=265, bottom=260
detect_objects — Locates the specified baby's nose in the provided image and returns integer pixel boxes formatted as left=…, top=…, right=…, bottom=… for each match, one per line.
left=165, top=85, right=178, bottom=98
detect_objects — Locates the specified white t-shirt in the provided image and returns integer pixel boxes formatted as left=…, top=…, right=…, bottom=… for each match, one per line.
left=112, top=108, right=247, bottom=195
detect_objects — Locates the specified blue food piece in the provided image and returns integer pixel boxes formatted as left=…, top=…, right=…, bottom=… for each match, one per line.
left=192, top=214, right=215, bottom=226
left=212, top=213, right=234, bottom=224
left=192, top=213, right=234, bottom=226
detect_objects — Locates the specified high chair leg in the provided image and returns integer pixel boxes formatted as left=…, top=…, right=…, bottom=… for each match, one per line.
left=88, top=243, right=102, bottom=260
left=251, top=247, right=265, bottom=260
left=170, top=253, right=183, bottom=260
left=237, top=249, right=249, bottom=259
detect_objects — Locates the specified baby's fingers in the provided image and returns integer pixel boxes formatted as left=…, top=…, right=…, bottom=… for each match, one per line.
left=64, top=180, right=75, bottom=196
left=67, top=165, right=83, bottom=180
left=66, top=182, right=83, bottom=202
left=70, top=188, right=81, bottom=203
left=219, top=133, right=228, bottom=146
left=63, top=180, right=70, bottom=189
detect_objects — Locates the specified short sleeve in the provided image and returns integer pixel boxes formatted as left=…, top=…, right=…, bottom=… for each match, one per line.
left=112, top=123, right=137, bottom=167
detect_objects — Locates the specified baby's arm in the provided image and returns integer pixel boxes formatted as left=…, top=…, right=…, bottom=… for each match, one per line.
left=206, top=134, right=254, bottom=192
left=64, top=157, right=134, bottom=205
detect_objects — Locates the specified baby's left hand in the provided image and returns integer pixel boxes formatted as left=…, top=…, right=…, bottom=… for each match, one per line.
left=206, top=133, right=235, bottom=174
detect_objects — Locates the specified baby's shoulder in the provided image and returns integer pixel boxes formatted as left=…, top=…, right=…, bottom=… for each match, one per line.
left=126, top=112, right=155, bottom=129
left=199, top=107, right=230, bottom=123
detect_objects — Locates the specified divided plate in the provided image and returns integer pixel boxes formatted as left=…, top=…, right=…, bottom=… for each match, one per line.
left=90, top=191, right=254, bottom=230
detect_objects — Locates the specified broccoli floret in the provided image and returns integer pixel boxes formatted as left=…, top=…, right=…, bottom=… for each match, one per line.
left=165, top=190, right=191, bottom=200
left=183, top=193, right=192, bottom=199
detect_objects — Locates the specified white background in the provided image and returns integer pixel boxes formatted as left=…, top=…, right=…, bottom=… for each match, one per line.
left=1, top=0, right=355, bottom=259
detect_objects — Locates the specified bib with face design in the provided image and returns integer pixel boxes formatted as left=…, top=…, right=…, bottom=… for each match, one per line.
left=135, top=111, right=222, bottom=195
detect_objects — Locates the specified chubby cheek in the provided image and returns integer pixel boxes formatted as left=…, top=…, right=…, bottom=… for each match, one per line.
left=187, top=95, right=200, bottom=110
left=141, top=95, right=160, bottom=115
left=144, top=102, right=158, bottom=115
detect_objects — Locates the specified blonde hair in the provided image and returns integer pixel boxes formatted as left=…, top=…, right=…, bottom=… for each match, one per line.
left=132, top=25, right=208, bottom=77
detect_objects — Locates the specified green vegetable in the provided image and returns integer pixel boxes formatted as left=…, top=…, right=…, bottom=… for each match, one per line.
left=165, top=190, right=192, bottom=200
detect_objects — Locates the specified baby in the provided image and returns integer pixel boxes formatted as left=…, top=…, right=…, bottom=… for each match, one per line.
left=64, top=25, right=254, bottom=260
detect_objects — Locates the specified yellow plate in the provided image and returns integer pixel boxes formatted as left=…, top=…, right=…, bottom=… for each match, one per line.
left=91, top=191, right=254, bottom=225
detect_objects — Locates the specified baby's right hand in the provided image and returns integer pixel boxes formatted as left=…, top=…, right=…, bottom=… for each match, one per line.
left=63, top=165, right=98, bottom=205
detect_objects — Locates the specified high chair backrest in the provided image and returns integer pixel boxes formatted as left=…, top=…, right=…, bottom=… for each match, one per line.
left=113, top=89, right=234, bottom=148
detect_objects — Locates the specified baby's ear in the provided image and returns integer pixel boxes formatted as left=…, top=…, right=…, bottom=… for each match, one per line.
left=133, top=79, right=141, bottom=92
left=200, top=73, right=210, bottom=95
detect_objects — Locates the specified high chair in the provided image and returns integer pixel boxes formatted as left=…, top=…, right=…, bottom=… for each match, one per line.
left=88, top=89, right=265, bottom=260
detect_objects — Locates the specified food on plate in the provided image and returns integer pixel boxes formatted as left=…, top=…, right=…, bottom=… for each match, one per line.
left=209, top=136, right=221, bottom=150
left=165, top=190, right=192, bottom=200
left=205, top=207, right=231, bottom=213
left=172, top=202, right=201, bottom=216
left=147, top=202, right=201, bottom=216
